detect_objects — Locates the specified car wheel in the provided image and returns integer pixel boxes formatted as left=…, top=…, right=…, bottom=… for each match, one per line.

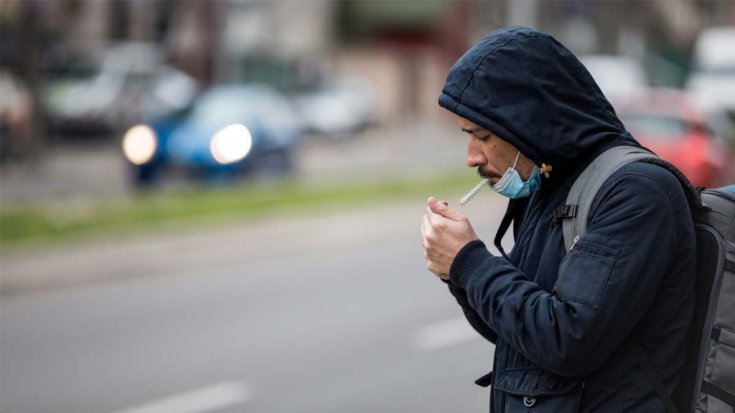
left=253, top=149, right=294, bottom=178
left=131, top=164, right=158, bottom=189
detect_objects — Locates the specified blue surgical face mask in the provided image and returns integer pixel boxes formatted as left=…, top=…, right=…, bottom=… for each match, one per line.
left=492, top=151, right=541, bottom=199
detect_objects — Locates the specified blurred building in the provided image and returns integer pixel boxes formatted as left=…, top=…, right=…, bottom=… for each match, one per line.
left=1, top=0, right=734, bottom=155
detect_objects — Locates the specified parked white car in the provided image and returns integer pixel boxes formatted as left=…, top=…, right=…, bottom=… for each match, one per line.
left=45, top=43, right=199, bottom=135
left=293, top=77, right=377, bottom=138
left=579, top=54, right=648, bottom=108
left=686, top=27, right=735, bottom=140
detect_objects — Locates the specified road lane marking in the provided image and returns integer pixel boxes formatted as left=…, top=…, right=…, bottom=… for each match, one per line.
left=414, top=317, right=481, bottom=351
left=110, top=381, right=251, bottom=413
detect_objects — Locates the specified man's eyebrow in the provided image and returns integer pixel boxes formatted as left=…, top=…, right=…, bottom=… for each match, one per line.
left=461, top=127, right=482, bottom=134
left=461, top=127, right=490, bottom=137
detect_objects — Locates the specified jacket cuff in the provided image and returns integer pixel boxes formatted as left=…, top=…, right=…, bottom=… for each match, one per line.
left=449, top=240, right=492, bottom=288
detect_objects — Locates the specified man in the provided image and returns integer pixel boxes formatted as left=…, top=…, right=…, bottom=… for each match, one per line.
left=420, top=27, right=695, bottom=411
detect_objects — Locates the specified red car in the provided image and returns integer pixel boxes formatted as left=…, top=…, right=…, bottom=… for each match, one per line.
left=618, top=89, right=732, bottom=187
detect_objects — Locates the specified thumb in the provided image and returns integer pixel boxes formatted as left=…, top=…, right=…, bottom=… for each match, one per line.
left=428, top=197, right=464, bottom=221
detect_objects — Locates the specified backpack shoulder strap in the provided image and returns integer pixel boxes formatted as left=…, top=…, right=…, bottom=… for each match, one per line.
left=627, top=337, right=680, bottom=413
left=561, top=145, right=705, bottom=412
left=563, top=146, right=655, bottom=252
left=562, top=145, right=702, bottom=253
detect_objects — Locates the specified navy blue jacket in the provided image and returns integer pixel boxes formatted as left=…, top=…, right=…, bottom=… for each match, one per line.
left=439, top=27, right=696, bottom=411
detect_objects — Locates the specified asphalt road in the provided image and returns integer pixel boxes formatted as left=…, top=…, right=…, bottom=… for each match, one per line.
left=1, top=197, right=511, bottom=413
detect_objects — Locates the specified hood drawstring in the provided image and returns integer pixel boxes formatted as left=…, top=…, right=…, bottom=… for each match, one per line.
left=494, top=200, right=517, bottom=261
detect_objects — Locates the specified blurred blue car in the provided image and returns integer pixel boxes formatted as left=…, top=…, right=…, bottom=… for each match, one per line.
left=122, top=84, right=303, bottom=186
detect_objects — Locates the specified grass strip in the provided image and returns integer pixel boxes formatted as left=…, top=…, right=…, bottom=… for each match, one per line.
left=1, top=169, right=480, bottom=245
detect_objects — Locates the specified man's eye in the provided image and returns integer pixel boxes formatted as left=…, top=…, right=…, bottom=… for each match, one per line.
left=476, top=135, right=491, bottom=142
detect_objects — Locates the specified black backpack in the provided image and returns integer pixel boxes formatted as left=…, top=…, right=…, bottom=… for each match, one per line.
left=559, top=146, right=735, bottom=412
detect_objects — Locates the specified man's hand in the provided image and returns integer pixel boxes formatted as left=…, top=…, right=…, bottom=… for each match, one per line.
left=421, top=196, right=479, bottom=280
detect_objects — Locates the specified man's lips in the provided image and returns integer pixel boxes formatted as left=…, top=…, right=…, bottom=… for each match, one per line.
left=477, top=168, right=500, bottom=187
left=477, top=167, right=497, bottom=180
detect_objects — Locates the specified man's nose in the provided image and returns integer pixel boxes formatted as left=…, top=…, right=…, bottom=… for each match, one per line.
left=466, top=138, right=486, bottom=167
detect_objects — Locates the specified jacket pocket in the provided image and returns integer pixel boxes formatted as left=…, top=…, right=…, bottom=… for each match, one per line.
left=494, top=368, right=583, bottom=412
left=554, top=233, right=621, bottom=309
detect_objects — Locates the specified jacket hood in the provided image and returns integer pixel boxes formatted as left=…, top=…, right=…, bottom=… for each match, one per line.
left=439, top=27, right=639, bottom=183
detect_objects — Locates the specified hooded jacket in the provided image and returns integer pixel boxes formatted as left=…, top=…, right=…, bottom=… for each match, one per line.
left=439, top=27, right=695, bottom=411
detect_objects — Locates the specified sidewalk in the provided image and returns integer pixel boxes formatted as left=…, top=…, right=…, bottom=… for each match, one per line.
left=0, top=198, right=506, bottom=297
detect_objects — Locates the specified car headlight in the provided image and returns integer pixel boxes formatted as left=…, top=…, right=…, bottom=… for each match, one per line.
left=210, top=124, right=253, bottom=164
left=122, top=124, right=157, bottom=165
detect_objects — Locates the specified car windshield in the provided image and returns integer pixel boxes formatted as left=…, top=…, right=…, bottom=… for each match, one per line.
left=192, top=87, right=275, bottom=124
left=698, top=66, right=735, bottom=76
left=45, top=63, right=98, bottom=81
left=621, top=113, right=690, bottom=138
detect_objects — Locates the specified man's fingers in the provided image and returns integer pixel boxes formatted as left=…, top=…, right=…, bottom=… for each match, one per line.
left=426, top=206, right=447, bottom=229
left=428, top=197, right=464, bottom=222
left=420, top=216, right=430, bottom=242
left=426, top=205, right=452, bottom=226
left=422, top=214, right=436, bottom=244
left=429, top=196, right=449, bottom=207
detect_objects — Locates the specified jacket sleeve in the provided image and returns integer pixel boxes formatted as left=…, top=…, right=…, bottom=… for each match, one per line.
left=446, top=281, right=498, bottom=343
left=449, top=169, right=689, bottom=378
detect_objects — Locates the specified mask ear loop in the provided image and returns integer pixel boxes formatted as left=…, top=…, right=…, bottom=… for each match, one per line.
left=511, top=151, right=521, bottom=170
